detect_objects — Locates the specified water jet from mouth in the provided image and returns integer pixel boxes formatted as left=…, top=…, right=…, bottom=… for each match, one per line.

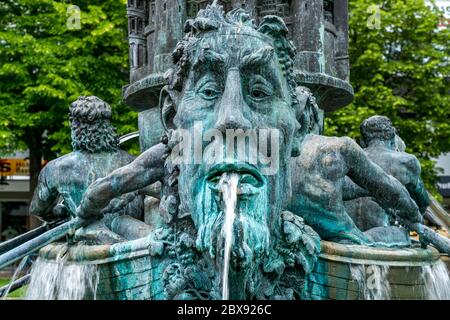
left=218, top=172, right=240, bottom=300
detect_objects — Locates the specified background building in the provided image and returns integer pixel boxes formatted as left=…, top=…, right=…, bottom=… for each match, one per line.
left=123, top=0, right=354, bottom=152
left=0, top=151, right=34, bottom=242
left=437, top=153, right=450, bottom=208
left=430, top=0, right=450, bottom=208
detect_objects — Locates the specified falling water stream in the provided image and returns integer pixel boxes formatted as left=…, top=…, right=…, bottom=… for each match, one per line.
left=421, top=260, right=450, bottom=299
left=26, top=255, right=99, bottom=300
left=350, top=261, right=450, bottom=300
left=1, top=256, right=29, bottom=299
left=350, top=264, right=391, bottom=300
left=218, top=173, right=240, bottom=300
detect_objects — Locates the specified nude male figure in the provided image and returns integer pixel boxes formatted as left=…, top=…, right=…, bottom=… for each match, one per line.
left=345, top=116, right=429, bottom=231
left=361, top=116, right=429, bottom=213
left=30, top=96, right=149, bottom=243
left=289, top=98, right=422, bottom=244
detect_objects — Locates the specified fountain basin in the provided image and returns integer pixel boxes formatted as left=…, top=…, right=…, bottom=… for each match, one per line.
left=35, top=236, right=168, bottom=300
left=32, top=239, right=447, bottom=300
left=306, top=241, right=446, bottom=300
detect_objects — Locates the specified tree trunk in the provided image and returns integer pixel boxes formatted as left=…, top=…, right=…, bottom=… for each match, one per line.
left=27, top=130, right=44, bottom=229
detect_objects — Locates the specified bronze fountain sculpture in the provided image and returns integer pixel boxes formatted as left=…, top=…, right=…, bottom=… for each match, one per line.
left=0, top=1, right=448, bottom=300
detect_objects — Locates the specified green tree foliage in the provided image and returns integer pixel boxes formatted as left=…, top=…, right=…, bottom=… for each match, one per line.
left=325, top=0, right=450, bottom=196
left=1, top=0, right=448, bottom=198
left=0, top=0, right=137, bottom=189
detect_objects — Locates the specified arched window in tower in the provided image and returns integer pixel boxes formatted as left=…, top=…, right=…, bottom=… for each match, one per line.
left=129, top=0, right=135, bottom=8
left=137, top=0, right=144, bottom=9
left=257, top=0, right=291, bottom=19
left=187, top=1, right=198, bottom=18
left=138, top=19, right=143, bottom=33
left=187, top=1, right=231, bottom=19
left=324, top=0, right=334, bottom=23
left=149, top=1, right=156, bottom=24
left=131, top=18, right=136, bottom=34
left=130, top=43, right=136, bottom=68
left=138, top=44, right=144, bottom=67
left=216, top=1, right=231, bottom=11
left=144, top=47, right=148, bottom=66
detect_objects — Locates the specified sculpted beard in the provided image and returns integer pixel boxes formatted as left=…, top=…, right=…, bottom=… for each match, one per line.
left=195, top=179, right=271, bottom=269
left=171, top=128, right=287, bottom=269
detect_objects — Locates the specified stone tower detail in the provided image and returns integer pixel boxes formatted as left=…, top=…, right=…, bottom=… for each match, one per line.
left=123, top=0, right=353, bottom=150
left=127, top=0, right=147, bottom=80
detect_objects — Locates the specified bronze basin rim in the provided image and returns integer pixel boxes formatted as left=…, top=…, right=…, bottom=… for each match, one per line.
left=320, top=240, right=441, bottom=266
left=38, top=239, right=441, bottom=267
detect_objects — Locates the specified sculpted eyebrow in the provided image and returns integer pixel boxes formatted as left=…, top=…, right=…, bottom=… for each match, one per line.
left=241, top=46, right=274, bottom=69
left=192, top=48, right=227, bottom=72
left=240, top=46, right=280, bottom=88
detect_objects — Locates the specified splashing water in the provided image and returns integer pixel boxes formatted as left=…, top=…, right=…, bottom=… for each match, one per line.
left=350, top=264, right=391, bottom=300
left=219, top=173, right=240, bottom=300
left=26, top=256, right=99, bottom=300
left=421, top=260, right=450, bottom=300
left=2, top=256, right=29, bottom=299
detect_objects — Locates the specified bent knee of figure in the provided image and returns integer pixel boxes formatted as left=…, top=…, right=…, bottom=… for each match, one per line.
left=108, top=215, right=153, bottom=240
left=330, top=229, right=371, bottom=245
left=364, top=226, right=411, bottom=247
left=74, top=220, right=126, bottom=245
left=305, top=216, right=370, bottom=245
left=75, top=215, right=154, bottom=244
left=324, top=216, right=371, bottom=244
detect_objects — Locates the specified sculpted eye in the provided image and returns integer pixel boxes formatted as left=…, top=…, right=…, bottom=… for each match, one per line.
left=249, top=82, right=273, bottom=101
left=198, top=82, right=221, bottom=100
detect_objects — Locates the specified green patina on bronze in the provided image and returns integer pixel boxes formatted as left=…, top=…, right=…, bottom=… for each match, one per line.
left=124, top=0, right=353, bottom=151
left=12, top=1, right=448, bottom=300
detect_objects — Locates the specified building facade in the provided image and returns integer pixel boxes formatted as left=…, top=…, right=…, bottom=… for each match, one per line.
left=0, top=152, right=36, bottom=242
left=437, top=153, right=450, bottom=208
left=126, top=0, right=350, bottom=87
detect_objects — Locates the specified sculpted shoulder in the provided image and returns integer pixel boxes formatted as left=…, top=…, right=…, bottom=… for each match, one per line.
left=40, top=150, right=135, bottom=178
left=96, top=149, right=137, bottom=169
left=41, top=152, right=79, bottom=175
left=116, top=149, right=136, bottom=165
left=303, top=134, right=356, bottom=152
left=368, top=147, right=421, bottom=177
left=296, top=135, right=354, bottom=175
left=77, top=150, right=135, bottom=165
left=36, top=152, right=81, bottom=190
left=397, top=152, right=421, bottom=176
